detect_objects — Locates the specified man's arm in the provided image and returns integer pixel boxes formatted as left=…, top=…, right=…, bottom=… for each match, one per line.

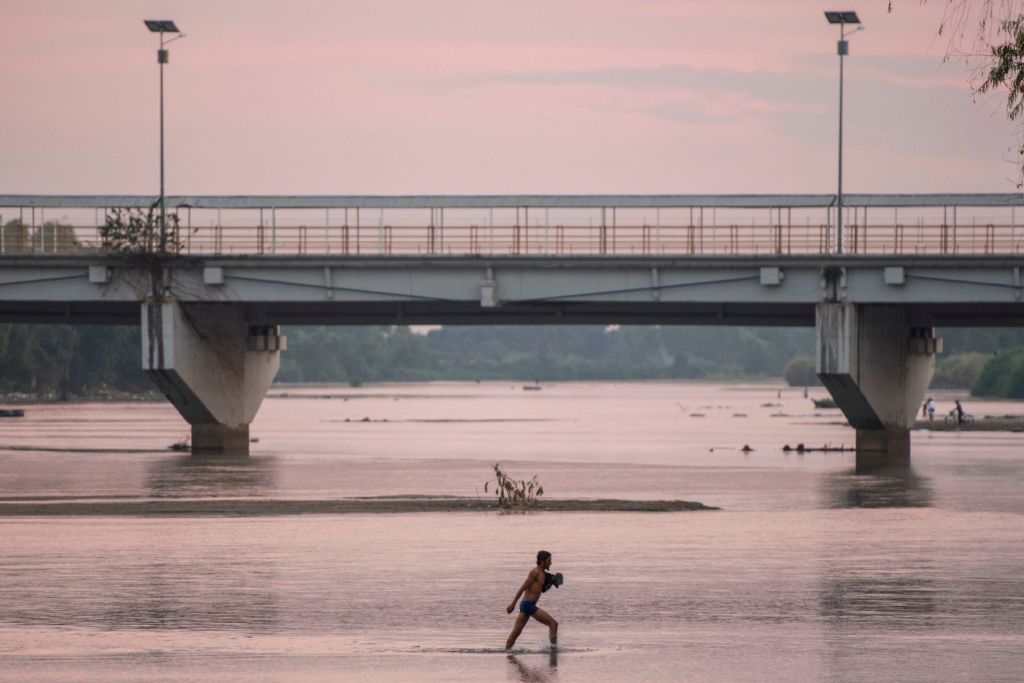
left=506, top=569, right=537, bottom=614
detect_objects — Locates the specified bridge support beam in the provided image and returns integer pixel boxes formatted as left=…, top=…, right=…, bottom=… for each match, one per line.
left=141, top=302, right=285, bottom=455
left=816, top=303, right=939, bottom=471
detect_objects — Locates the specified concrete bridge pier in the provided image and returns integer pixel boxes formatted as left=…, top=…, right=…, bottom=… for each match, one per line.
left=141, top=302, right=285, bottom=455
left=816, top=303, right=940, bottom=471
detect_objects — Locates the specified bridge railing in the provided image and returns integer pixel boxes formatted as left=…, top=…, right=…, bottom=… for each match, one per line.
left=4, top=222, right=1024, bottom=256
left=2, top=197, right=1023, bottom=256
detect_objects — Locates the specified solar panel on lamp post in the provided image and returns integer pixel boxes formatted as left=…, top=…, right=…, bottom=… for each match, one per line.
left=824, top=11, right=862, bottom=255
left=144, top=20, right=183, bottom=255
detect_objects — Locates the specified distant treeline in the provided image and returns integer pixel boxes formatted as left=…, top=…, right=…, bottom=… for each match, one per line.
left=0, top=323, right=813, bottom=397
left=3, top=322, right=1024, bottom=399
left=276, top=325, right=816, bottom=384
left=0, top=325, right=148, bottom=398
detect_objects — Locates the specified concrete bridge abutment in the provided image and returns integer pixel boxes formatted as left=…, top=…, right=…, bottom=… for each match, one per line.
left=141, top=302, right=285, bottom=455
left=816, top=303, right=940, bottom=471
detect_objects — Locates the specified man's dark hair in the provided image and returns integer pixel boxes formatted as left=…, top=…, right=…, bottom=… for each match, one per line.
left=537, top=550, right=551, bottom=564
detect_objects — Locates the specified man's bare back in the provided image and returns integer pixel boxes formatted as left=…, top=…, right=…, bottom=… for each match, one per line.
left=520, top=566, right=544, bottom=602
left=505, top=550, right=558, bottom=650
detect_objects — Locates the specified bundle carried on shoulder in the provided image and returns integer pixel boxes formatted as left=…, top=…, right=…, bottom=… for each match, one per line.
left=542, top=571, right=564, bottom=592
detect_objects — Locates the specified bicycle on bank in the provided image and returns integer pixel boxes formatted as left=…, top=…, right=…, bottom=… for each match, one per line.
left=944, top=411, right=975, bottom=426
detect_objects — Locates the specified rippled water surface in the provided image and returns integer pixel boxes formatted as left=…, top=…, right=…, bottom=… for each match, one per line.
left=1, top=382, right=1023, bottom=682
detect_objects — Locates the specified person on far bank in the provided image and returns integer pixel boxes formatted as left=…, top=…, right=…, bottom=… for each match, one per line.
left=924, top=397, right=936, bottom=423
left=505, top=550, right=559, bottom=650
left=955, top=399, right=966, bottom=425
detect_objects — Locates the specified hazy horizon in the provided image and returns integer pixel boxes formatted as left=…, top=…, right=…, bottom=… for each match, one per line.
left=1, top=1, right=1017, bottom=197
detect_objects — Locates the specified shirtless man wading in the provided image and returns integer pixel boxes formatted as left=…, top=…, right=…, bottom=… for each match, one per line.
left=505, top=550, right=558, bottom=650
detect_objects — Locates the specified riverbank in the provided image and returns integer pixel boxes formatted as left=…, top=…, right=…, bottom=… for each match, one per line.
left=913, top=415, right=1024, bottom=432
left=0, top=390, right=161, bottom=404
left=0, top=496, right=717, bottom=516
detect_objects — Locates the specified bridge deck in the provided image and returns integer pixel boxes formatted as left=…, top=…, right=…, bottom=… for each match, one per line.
left=2, top=254, right=1023, bottom=327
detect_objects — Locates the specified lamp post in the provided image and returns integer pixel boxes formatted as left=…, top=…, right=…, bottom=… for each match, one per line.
left=824, top=11, right=862, bottom=254
left=144, top=19, right=183, bottom=253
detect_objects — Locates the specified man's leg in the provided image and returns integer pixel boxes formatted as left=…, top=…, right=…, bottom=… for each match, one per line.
left=531, top=608, right=558, bottom=645
left=506, top=612, right=529, bottom=650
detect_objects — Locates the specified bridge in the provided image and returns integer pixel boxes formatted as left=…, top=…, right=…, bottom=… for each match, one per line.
left=3, top=193, right=1024, bottom=469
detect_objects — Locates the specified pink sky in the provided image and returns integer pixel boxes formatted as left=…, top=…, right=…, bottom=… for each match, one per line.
left=0, top=0, right=1017, bottom=195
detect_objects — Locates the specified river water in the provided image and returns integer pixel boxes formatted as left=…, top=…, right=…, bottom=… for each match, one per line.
left=1, top=381, right=1023, bottom=682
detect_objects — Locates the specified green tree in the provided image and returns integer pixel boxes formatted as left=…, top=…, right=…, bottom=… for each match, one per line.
left=932, top=352, right=989, bottom=389
left=35, top=220, right=80, bottom=253
left=977, top=18, right=1024, bottom=118
left=1, top=219, right=30, bottom=254
left=893, top=1, right=1024, bottom=183
left=972, top=347, right=1024, bottom=397
left=0, top=325, right=38, bottom=391
left=66, top=326, right=149, bottom=394
left=784, top=356, right=822, bottom=387
left=0, top=324, right=149, bottom=397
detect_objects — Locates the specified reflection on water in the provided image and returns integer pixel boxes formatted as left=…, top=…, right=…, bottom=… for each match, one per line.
left=147, top=455, right=277, bottom=498
left=822, top=468, right=934, bottom=508
left=2, top=509, right=1023, bottom=682
left=507, top=652, right=559, bottom=682
left=98, top=561, right=282, bottom=632
left=0, top=545, right=282, bottom=632
left=819, top=573, right=938, bottom=629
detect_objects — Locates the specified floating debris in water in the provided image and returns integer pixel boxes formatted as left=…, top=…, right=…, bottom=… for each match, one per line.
left=782, top=443, right=853, bottom=453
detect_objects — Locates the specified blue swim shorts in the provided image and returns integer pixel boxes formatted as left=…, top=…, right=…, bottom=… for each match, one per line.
left=519, top=600, right=539, bottom=616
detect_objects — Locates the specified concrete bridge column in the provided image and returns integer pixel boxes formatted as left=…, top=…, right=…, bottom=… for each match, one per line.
left=816, top=303, right=940, bottom=471
left=141, top=302, right=285, bottom=455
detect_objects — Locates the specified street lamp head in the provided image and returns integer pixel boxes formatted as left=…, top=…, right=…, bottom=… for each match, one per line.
left=144, top=20, right=180, bottom=33
left=824, top=11, right=860, bottom=25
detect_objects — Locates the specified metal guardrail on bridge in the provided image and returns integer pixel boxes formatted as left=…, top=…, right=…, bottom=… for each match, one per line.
left=2, top=194, right=1023, bottom=257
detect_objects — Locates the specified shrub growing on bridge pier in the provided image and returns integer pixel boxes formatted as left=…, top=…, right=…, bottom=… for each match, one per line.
left=100, top=208, right=182, bottom=254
